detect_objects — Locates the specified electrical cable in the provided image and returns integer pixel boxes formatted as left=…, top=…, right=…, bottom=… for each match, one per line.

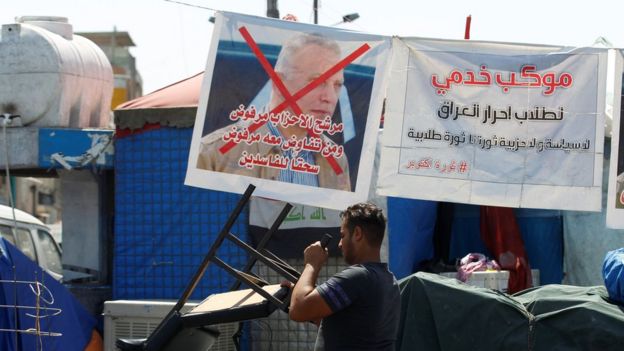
left=163, top=0, right=217, bottom=11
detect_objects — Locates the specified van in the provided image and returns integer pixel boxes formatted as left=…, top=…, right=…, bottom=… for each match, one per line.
left=0, top=204, right=63, bottom=281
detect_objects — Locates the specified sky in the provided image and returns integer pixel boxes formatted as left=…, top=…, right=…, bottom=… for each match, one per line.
left=3, top=0, right=624, bottom=94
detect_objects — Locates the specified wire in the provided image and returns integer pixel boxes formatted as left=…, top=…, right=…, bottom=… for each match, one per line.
left=1, top=114, right=20, bottom=247
left=11, top=259, right=17, bottom=351
left=163, top=0, right=217, bottom=11
left=291, top=0, right=366, bottom=30
left=1, top=116, right=63, bottom=348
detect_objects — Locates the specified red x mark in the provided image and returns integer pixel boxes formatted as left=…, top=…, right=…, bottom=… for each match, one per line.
left=218, top=26, right=370, bottom=175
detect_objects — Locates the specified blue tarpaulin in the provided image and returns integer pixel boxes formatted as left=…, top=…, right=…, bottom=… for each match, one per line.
left=603, top=247, right=624, bottom=304
left=388, top=197, right=438, bottom=279
left=449, top=205, right=563, bottom=285
left=0, top=238, right=97, bottom=351
left=114, top=127, right=249, bottom=300
left=387, top=198, right=564, bottom=285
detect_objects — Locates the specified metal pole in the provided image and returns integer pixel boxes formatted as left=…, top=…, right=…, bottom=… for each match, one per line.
left=464, top=15, right=472, bottom=40
left=267, top=0, right=279, bottom=18
left=313, top=0, right=318, bottom=24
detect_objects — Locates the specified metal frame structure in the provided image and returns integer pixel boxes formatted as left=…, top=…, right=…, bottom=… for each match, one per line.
left=117, top=184, right=301, bottom=351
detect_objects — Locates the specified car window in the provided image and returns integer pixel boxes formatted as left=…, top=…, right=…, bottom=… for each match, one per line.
left=0, top=224, right=16, bottom=245
left=36, top=230, right=62, bottom=275
left=15, top=228, right=37, bottom=262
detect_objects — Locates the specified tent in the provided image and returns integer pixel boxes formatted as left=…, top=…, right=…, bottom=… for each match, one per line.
left=113, top=66, right=624, bottom=297
left=112, top=69, right=624, bottom=351
left=0, top=238, right=101, bottom=351
left=113, top=72, right=250, bottom=300
left=397, top=272, right=624, bottom=350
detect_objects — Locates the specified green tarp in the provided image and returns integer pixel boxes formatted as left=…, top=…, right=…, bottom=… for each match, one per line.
left=397, top=272, right=624, bottom=350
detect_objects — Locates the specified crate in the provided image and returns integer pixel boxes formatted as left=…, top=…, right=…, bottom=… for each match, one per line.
left=441, top=270, right=510, bottom=292
left=440, top=269, right=540, bottom=293
left=103, top=300, right=238, bottom=351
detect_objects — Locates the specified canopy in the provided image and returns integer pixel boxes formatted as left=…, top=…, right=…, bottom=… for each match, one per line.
left=114, top=72, right=203, bottom=131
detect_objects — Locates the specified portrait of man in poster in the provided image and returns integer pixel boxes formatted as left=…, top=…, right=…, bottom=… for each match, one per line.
left=196, top=32, right=352, bottom=191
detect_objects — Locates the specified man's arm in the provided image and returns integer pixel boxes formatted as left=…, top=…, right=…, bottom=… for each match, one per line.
left=289, top=242, right=333, bottom=322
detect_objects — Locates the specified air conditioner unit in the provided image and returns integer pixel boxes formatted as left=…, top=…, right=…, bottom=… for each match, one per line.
left=103, top=300, right=238, bottom=351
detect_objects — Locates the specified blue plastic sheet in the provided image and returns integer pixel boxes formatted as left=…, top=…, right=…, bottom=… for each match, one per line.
left=0, top=238, right=96, bottom=351
left=449, top=204, right=563, bottom=285
left=114, top=127, right=249, bottom=299
left=388, top=197, right=438, bottom=279
left=603, top=248, right=624, bottom=304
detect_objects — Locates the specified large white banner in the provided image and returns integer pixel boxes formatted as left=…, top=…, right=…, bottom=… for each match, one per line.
left=606, top=51, right=624, bottom=228
left=378, top=38, right=608, bottom=211
left=185, top=12, right=391, bottom=210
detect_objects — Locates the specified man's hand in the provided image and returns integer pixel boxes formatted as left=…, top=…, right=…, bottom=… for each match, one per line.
left=289, top=241, right=333, bottom=322
left=303, top=241, right=328, bottom=269
left=280, top=280, right=294, bottom=289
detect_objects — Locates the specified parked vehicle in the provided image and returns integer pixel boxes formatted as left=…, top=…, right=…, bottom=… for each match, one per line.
left=0, top=204, right=62, bottom=281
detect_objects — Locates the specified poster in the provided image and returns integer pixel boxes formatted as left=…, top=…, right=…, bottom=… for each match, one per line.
left=606, top=51, right=624, bottom=228
left=185, top=12, right=391, bottom=210
left=378, top=37, right=608, bottom=211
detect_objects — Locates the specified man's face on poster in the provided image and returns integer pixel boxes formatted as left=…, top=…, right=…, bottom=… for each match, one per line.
left=278, top=44, right=344, bottom=121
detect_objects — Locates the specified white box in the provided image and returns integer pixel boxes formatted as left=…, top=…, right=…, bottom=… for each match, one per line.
left=441, top=270, right=510, bottom=292
left=440, top=269, right=540, bottom=293
left=103, top=300, right=237, bottom=351
left=531, top=269, right=540, bottom=287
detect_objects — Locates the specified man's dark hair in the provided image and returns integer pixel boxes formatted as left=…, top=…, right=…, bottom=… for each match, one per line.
left=340, top=202, right=386, bottom=247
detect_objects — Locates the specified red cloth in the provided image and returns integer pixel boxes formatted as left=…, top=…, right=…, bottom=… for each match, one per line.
left=115, top=122, right=161, bottom=139
left=479, top=206, right=532, bottom=293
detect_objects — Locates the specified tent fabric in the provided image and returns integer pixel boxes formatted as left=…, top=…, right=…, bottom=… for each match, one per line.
left=0, top=238, right=98, bottom=351
left=513, top=284, right=624, bottom=350
left=563, top=144, right=624, bottom=286
left=114, top=72, right=203, bottom=130
left=480, top=206, right=532, bottom=293
left=514, top=212, right=563, bottom=285
left=116, top=71, right=202, bottom=110
left=388, top=197, right=438, bottom=279
left=449, top=204, right=564, bottom=285
left=115, top=108, right=197, bottom=131
left=396, top=272, right=529, bottom=351
left=113, top=73, right=251, bottom=300
left=603, top=247, right=624, bottom=303
left=113, top=127, right=250, bottom=300
left=397, top=272, right=624, bottom=351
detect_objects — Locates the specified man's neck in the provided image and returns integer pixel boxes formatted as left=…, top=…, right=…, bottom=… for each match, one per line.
left=351, top=249, right=381, bottom=265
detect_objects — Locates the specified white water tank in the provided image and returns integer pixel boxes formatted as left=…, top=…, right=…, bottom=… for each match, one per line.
left=0, top=16, right=113, bottom=127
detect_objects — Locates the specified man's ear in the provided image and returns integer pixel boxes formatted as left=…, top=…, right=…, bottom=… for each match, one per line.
left=353, top=225, right=364, bottom=242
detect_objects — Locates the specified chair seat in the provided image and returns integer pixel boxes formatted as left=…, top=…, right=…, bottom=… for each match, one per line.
left=116, top=337, right=146, bottom=351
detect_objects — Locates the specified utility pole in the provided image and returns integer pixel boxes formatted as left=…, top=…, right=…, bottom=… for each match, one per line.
left=267, top=0, right=279, bottom=18
left=313, top=0, right=318, bottom=24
